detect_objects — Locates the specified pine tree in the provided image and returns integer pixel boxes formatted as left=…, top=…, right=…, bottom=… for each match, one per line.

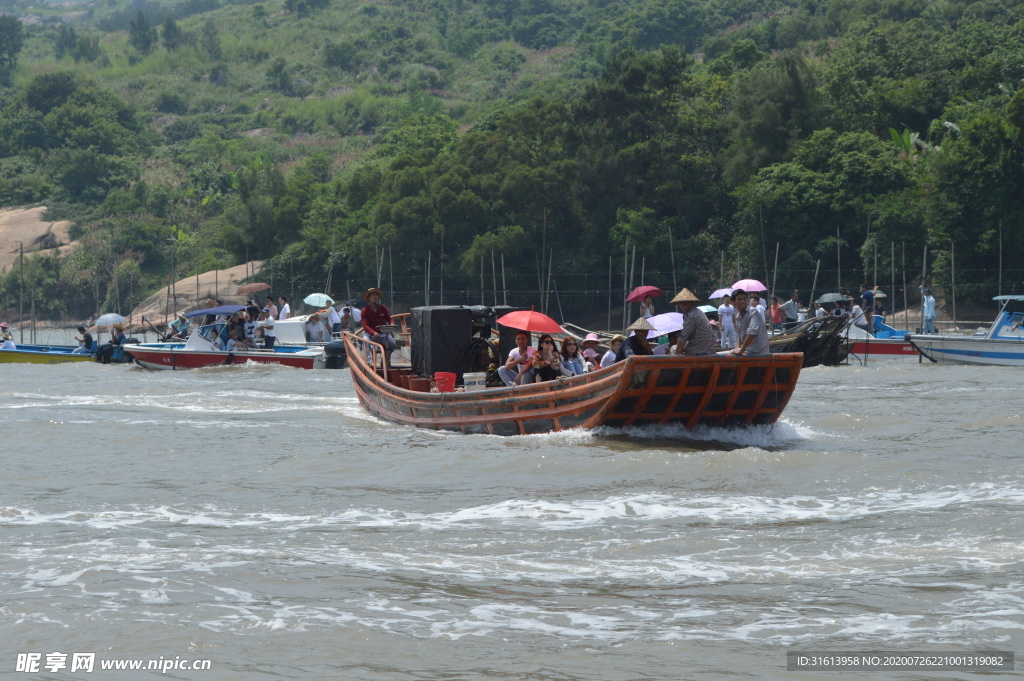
left=128, top=11, right=157, bottom=55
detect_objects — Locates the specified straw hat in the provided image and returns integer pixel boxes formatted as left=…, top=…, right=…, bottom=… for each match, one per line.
left=363, top=287, right=384, bottom=302
left=670, top=288, right=700, bottom=304
left=626, top=317, right=655, bottom=332
left=113, top=323, right=125, bottom=330
left=610, top=334, right=625, bottom=343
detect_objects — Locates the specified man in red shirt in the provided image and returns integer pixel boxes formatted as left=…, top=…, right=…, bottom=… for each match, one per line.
left=361, top=287, right=396, bottom=368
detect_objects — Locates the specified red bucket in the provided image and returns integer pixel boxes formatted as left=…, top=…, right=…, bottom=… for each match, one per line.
left=434, top=372, right=456, bottom=393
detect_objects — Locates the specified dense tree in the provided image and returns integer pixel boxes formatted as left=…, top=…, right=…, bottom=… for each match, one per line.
left=128, top=11, right=157, bottom=55
left=0, top=13, right=25, bottom=74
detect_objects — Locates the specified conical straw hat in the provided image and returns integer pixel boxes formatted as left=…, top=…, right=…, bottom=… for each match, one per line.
left=626, top=317, right=655, bottom=332
left=670, top=288, right=701, bottom=304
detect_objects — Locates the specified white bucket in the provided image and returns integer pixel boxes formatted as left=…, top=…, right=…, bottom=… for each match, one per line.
left=463, top=372, right=488, bottom=392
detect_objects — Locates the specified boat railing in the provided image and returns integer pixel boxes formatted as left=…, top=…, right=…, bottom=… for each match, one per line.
left=343, top=330, right=388, bottom=376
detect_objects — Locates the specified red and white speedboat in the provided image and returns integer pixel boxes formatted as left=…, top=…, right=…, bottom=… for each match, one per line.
left=123, top=323, right=325, bottom=370
left=846, top=319, right=918, bottom=359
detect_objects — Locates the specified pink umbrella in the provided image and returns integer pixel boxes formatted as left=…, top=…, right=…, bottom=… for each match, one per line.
left=732, top=278, right=767, bottom=292
left=625, top=285, right=662, bottom=303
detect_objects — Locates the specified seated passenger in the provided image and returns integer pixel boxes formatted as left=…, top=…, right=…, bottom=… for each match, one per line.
left=652, top=330, right=680, bottom=356
left=527, top=335, right=565, bottom=382
left=583, top=348, right=600, bottom=371
left=560, top=338, right=587, bottom=375
left=0, top=322, right=15, bottom=350
left=497, top=330, right=536, bottom=386
left=615, top=319, right=655, bottom=362
left=601, top=335, right=623, bottom=368
left=72, top=326, right=94, bottom=354
left=96, top=323, right=126, bottom=363
left=166, top=313, right=191, bottom=340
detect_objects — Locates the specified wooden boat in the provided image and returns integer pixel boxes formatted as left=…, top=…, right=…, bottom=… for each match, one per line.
left=768, top=316, right=852, bottom=367
left=343, top=332, right=803, bottom=435
left=0, top=343, right=96, bottom=365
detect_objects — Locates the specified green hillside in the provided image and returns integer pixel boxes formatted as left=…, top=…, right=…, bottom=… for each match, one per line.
left=1, top=0, right=1023, bottom=320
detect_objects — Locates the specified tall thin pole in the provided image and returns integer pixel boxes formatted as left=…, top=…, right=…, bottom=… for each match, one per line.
left=771, top=242, right=779, bottom=304
left=389, top=243, right=394, bottom=311
left=480, top=255, right=485, bottom=304
left=545, top=248, right=554, bottom=313
left=720, top=250, right=724, bottom=284
left=668, top=223, right=677, bottom=293
left=439, top=230, right=444, bottom=305
left=607, top=255, right=612, bottom=331
left=628, top=245, right=637, bottom=321
left=873, top=241, right=877, bottom=286
left=921, top=244, right=927, bottom=332
left=890, top=241, right=894, bottom=316
left=491, top=250, right=498, bottom=307
left=809, top=259, right=820, bottom=312
left=836, top=226, right=841, bottom=292
left=902, top=242, right=908, bottom=330
left=500, top=253, right=507, bottom=306
left=998, top=221, right=1003, bottom=298
left=19, top=242, right=24, bottom=343
left=951, top=241, right=957, bottom=331
left=425, top=253, right=430, bottom=307
left=640, top=256, right=645, bottom=288
left=622, top=239, right=629, bottom=329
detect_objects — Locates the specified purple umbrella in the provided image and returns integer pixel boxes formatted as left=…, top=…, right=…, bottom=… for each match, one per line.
left=732, top=278, right=767, bottom=292
left=629, top=312, right=684, bottom=338
left=709, top=287, right=733, bottom=299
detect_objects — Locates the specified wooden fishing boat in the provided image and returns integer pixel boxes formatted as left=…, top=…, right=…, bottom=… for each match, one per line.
left=343, top=332, right=803, bottom=435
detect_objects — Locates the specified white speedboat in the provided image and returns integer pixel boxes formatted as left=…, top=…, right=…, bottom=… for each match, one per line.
left=908, top=295, right=1024, bottom=366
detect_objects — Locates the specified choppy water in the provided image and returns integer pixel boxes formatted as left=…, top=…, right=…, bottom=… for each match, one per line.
left=1, top=356, right=1021, bottom=679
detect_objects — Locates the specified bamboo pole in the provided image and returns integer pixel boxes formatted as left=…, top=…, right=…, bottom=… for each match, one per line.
left=998, top=221, right=1003, bottom=299
left=951, top=241, right=957, bottom=331
left=921, top=244, right=927, bottom=332
left=500, top=253, right=507, bottom=306
left=809, top=258, right=820, bottom=313
left=668, top=223, right=677, bottom=293
left=607, top=255, right=612, bottom=331
left=553, top=279, right=564, bottom=322
left=491, top=250, right=498, bottom=307
left=545, top=248, right=554, bottom=313
left=902, top=242, right=908, bottom=330
left=480, top=255, right=485, bottom=304
left=439, top=231, right=444, bottom=305
left=19, top=241, right=24, bottom=343
left=389, top=243, right=394, bottom=310
left=836, top=226, right=841, bottom=292
left=425, top=252, right=430, bottom=307
left=770, top=241, right=779, bottom=305
left=628, top=245, right=637, bottom=322
left=622, top=239, right=629, bottom=329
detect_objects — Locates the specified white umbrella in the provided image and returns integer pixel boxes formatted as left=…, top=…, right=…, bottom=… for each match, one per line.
left=94, top=313, right=125, bottom=326
left=303, top=293, right=334, bottom=307
left=640, top=312, right=685, bottom=338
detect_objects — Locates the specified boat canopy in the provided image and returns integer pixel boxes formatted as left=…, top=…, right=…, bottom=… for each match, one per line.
left=185, top=305, right=245, bottom=319
left=992, top=295, right=1024, bottom=301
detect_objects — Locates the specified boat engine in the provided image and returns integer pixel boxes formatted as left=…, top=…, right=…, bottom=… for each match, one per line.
left=410, top=306, right=520, bottom=384
left=323, top=339, right=347, bottom=369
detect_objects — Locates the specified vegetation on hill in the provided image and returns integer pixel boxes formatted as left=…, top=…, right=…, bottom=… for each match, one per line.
left=0, top=0, right=1022, bottom=321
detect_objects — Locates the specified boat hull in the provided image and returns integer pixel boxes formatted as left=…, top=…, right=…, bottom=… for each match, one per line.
left=344, top=334, right=803, bottom=435
left=0, top=345, right=95, bottom=364
left=908, top=335, right=1024, bottom=366
left=849, top=338, right=919, bottom=357
left=124, top=344, right=325, bottom=370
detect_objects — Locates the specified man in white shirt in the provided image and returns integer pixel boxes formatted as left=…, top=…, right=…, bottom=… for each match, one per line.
left=327, top=305, right=342, bottom=336
left=849, top=299, right=870, bottom=333
left=652, top=331, right=680, bottom=355
left=718, top=295, right=736, bottom=348
left=278, top=296, right=291, bottom=320
left=779, top=292, right=800, bottom=330
left=497, top=331, right=536, bottom=386
left=920, top=285, right=936, bottom=333
left=751, top=293, right=767, bottom=321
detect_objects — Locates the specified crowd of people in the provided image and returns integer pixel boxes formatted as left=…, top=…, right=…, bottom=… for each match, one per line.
left=496, top=286, right=772, bottom=387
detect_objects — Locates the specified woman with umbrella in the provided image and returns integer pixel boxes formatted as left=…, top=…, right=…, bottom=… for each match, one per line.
left=627, top=286, right=662, bottom=320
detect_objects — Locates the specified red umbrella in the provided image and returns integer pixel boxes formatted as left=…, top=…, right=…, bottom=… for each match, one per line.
left=626, top=285, right=662, bottom=303
left=497, top=309, right=564, bottom=334
left=236, top=282, right=271, bottom=295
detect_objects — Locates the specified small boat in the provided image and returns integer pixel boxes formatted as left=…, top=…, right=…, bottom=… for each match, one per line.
left=768, top=316, right=852, bottom=367
left=909, top=295, right=1024, bottom=366
left=0, top=343, right=96, bottom=364
left=847, top=319, right=918, bottom=358
left=123, top=322, right=325, bottom=370
left=343, top=332, right=803, bottom=435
